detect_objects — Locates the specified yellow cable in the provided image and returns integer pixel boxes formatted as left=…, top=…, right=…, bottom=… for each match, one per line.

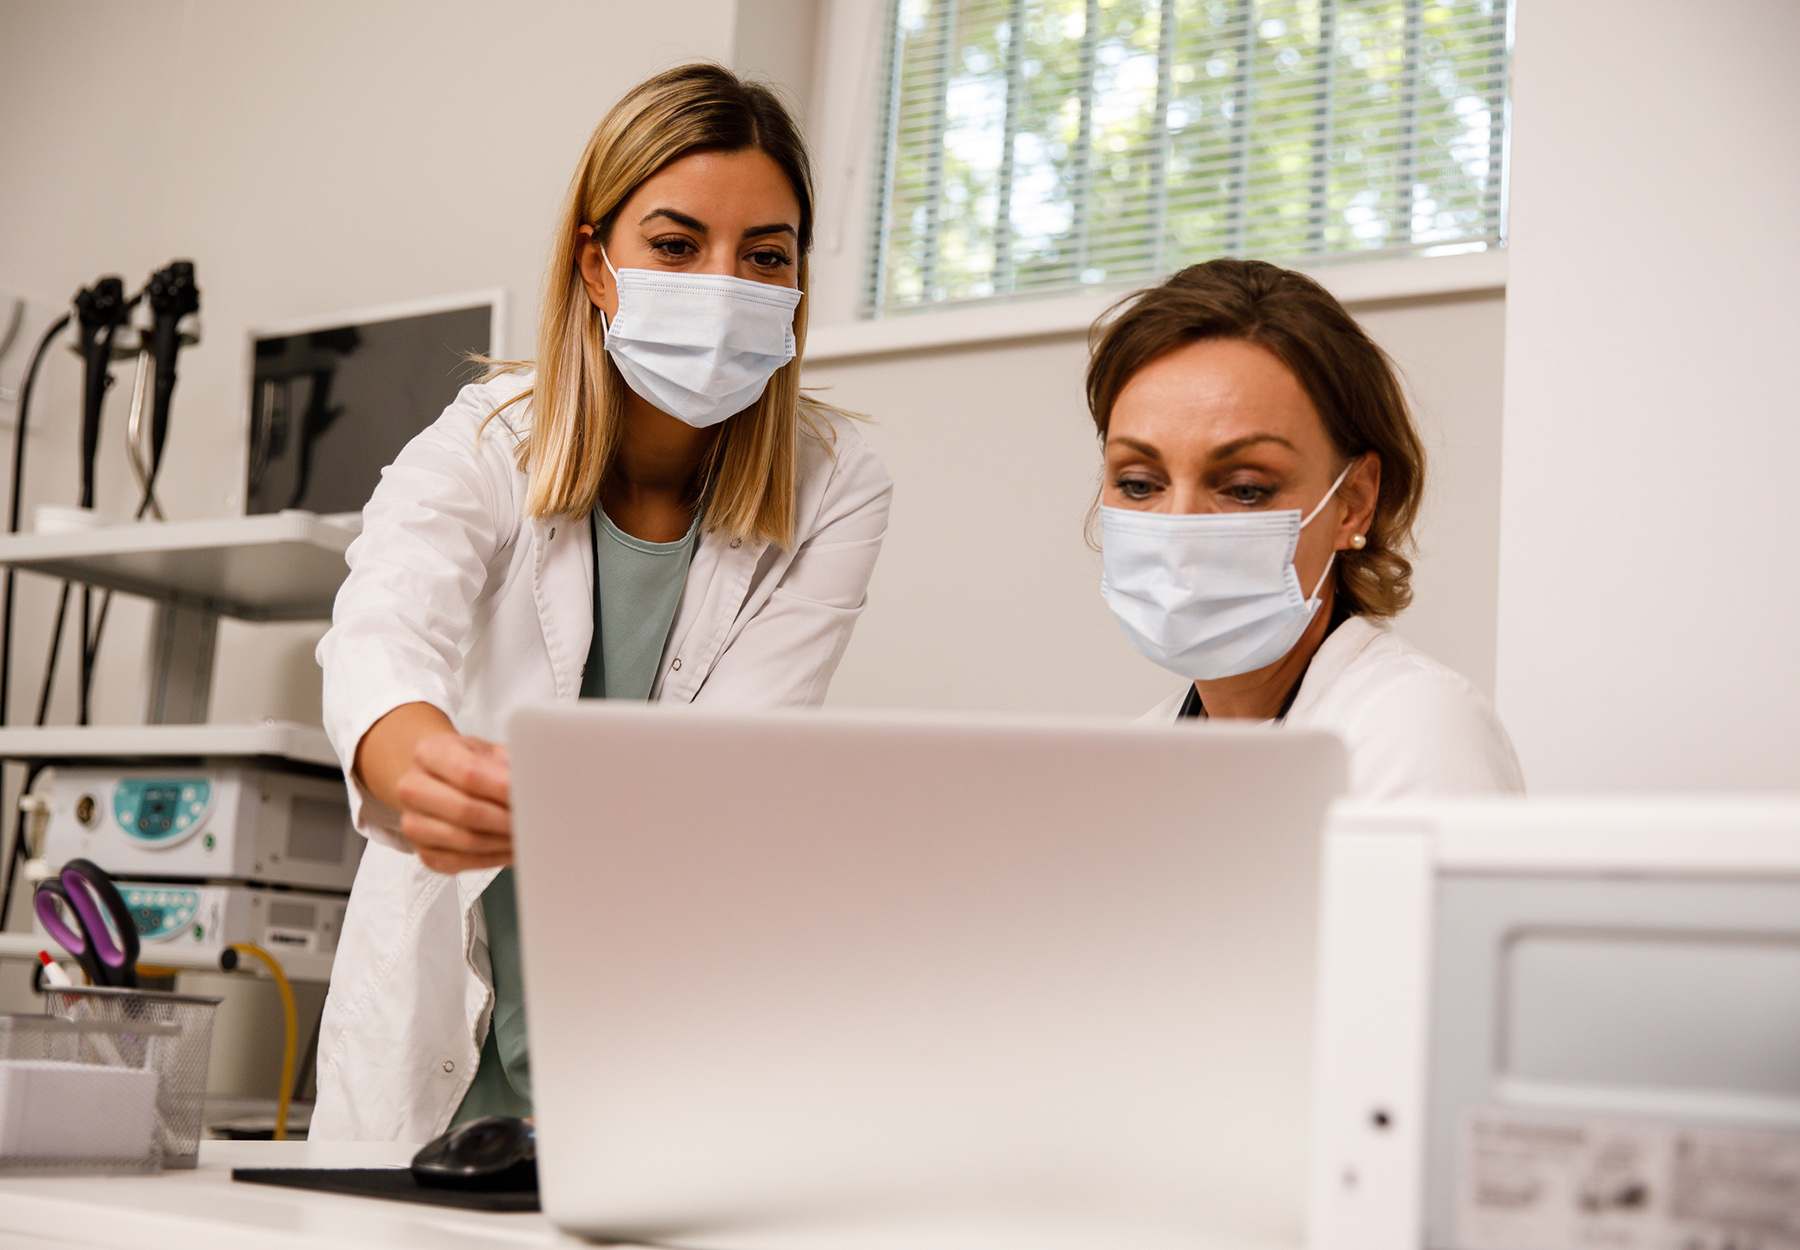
left=228, top=942, right=296, bottom=1142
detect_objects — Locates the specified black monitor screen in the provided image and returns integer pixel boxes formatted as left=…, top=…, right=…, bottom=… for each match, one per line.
left=247, top=303, right=492, bottom=515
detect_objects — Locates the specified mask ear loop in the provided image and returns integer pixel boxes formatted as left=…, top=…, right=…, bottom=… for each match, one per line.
left=1300, top=457, right=1357, bottom=528
left=1306, top=551, right=1338, bottom=602
left=1300, top=457, right=1358, bottom=602
left=594, top=240, right=621, bottom=337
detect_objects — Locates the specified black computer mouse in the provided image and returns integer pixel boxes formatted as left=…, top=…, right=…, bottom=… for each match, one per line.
left=411, top=1115, right=538, bottom=1191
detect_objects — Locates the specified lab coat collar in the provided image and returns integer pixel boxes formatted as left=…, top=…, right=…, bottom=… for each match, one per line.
left=1286, top=614, right=1384, bottom=720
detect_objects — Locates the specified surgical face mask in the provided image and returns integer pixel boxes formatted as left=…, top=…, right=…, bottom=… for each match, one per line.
left=599, top=248, right=803, bottom=429
left=1100, top=461, right=1354, bottom=682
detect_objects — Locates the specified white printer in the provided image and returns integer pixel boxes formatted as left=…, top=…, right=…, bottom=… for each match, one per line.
left=1309, top=796, right=1800, bottom=1250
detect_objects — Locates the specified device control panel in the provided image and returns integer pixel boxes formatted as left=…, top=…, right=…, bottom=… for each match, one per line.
left=45, top=765, right=361, bottom=893
left=37, top=881, right=349, bottom=984
left=125, top=883, right=204, bottom=940
left=112, top=779, right=213, bottom=846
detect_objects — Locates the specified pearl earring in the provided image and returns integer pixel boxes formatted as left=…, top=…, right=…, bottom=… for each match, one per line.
left=1350, top=534, right=1366, bottom=550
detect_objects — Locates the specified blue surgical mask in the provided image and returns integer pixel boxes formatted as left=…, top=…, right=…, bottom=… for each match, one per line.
left=1100, top=461, right=1354, bottom=681
left=599, top=248, right=803, bottom=429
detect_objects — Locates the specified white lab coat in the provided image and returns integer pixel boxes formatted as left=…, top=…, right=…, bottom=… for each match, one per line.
left=1140, top=615, right=1524, bottom=797
left=310, top=373, right=892, bottom=1142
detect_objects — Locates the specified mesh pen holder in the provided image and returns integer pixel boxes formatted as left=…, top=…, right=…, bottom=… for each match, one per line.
left=43, top=986, right=222, bottom=1169
left=0, top=1012, right=172, bottom=1174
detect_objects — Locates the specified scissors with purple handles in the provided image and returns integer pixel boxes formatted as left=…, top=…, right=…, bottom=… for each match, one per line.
left=34, top=858, right=139, bottom=988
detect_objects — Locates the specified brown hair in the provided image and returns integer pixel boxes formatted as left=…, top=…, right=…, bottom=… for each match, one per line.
left=492, top=63, right=829, bottom=545
left=1086, top=258, right=1425, bottom=618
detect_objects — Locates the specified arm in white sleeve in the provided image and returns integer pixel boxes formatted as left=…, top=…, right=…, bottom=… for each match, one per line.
left=317, top=383, right=526, bottom=849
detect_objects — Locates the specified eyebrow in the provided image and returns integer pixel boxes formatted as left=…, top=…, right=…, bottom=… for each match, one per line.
left=1207, top=433, right=1297, bottom=461
left=638, top=208, right=798, bottom=240
left=1105, top=436, right=1163, bottom=459
left=1105, top=432, right=1298, bottom=462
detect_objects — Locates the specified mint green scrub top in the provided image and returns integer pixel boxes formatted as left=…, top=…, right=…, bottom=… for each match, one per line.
left=451, top=506, right=698, bottom=1125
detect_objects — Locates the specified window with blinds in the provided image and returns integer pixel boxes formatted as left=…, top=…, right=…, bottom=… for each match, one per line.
left=867, top=0, right=1510, bottom=314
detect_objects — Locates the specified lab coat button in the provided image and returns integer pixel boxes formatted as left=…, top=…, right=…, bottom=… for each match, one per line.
left=442, top=1060, right=454, bottom=1074
left=671, top=658, right=682, bottom=671
left=730, top=538, right=741, bottom=548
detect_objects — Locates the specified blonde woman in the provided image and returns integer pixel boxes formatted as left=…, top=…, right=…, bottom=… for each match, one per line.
left=312, top=65, right=892, bottom=1141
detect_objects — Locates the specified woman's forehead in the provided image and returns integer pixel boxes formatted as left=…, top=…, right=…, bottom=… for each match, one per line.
left=619, top=149, right=802, bottom=228
left=1111, top=338, right=1329, bottom=457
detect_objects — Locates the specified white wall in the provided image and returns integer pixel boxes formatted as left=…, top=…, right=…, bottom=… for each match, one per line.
left=736, top=0, right=822, bottom=120
left=1495, top=0, right=1800, bottom=791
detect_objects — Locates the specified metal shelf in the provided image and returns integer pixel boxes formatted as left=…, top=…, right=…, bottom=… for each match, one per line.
left=0, top=932, right=335, bottom=982
left=0, top=722, right=339, bottom=772
left=0, top=510, right=355, bottom=622
left=0, top=510, right=355, bottom=723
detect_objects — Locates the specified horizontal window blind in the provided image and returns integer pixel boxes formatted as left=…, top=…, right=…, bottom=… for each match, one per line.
left=867, top=0, right=1509, bottom=314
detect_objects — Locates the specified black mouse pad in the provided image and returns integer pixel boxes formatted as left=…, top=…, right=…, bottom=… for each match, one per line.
left=231, top=1166, right=540, bottom=1213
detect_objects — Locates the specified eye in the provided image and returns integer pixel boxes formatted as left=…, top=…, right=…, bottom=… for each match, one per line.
left=1113, top=476, right=1158, bottom=501
left=747, top=248, right=793, bottom=271
left=1222, top=483, right=1275, bottom=507
left=649, top=235, right=697, bottom=261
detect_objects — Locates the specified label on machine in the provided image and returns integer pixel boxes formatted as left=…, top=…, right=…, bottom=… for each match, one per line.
left=1458, top=1109, right=1800, bottom=1250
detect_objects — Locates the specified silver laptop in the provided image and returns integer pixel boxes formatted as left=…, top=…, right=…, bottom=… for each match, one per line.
left=509, top=703, right=1347, bottom=1249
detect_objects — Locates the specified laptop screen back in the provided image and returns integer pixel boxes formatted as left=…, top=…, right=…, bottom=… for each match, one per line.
left=510, top=703, right=1346, bottom=1250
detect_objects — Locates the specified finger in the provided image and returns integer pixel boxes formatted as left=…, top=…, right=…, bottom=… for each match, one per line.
left=394, top=767, right=512, bottom=837
left=400, top=809, right=512, bottom=858
left=414, top=735, right=512, bottom=807
left=465, top=737, right=510, bottom=766
left=416, top=846, right=513, bottom=875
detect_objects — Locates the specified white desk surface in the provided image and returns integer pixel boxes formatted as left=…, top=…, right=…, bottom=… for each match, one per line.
left=0, top=1141, right=1301, bottom=1250
left=0, top=1140, right=620, bottom=1250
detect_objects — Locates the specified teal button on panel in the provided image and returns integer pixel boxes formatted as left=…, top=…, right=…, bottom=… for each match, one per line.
left=123, top=886, right=200, bottom=940
left=114, top=779, right=211, bottom=844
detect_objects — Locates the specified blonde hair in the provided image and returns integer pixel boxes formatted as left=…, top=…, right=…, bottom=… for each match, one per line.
left=491, top=64, right=827, bottom=546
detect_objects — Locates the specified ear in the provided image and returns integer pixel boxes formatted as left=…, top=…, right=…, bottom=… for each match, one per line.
left=575, top=224, right=610, bottom=313
left=1334, top=452, right=1381, bottom=552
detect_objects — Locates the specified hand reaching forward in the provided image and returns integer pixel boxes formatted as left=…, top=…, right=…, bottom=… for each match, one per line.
left=356, top=703, right=513, bottom=874
left=397, top=733, right=513, bottom=873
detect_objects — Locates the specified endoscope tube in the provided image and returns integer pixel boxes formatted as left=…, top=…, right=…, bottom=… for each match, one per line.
left=0, top=312, right=71, bottom=727
left=73, top=277, right=129, bottom=510
left=146, top=262, right=197, bottom=486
